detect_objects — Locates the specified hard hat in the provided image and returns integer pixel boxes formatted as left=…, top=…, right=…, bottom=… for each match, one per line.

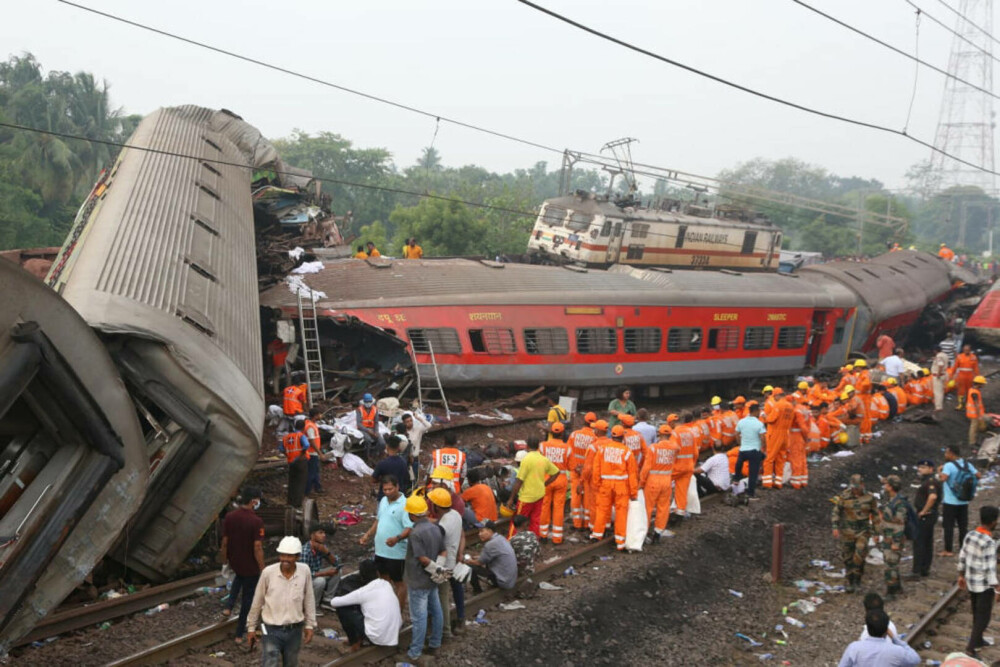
left=745, top=400, right=759, bottom=408
left=835, top=432, right=849, bottom=445
left=733, top=396, right=746, bottom=404
left=844, top=363, right=854, bottom=371
left=797, top=381, right=809, bottom=390
left=762, top=385, right=774, bottom=394
left=499, top=504, right=515, bottom=518
left=839, top=392, right=850, bottom=401
left=711, top=396, right=722, bottom=406
left=658, top=424, right=672, bottom=435
left=276, top=536, right=303, bottom=555
left=772, top=387, right=784, bottom=396
left=853, top=359, right=867, bottom=368
left=362, top=392, right=375, bottom=405
left=550, top=422, right=565, bottom=434
left=941, top=242, right=946, bottom=247
left=611, top=424, right=625, bottom=437
left=666, top=413, right=679, bottom=423
left=584, top=411, right=597, bottom=424
left=427, top=487, right=453, bottom=508
left=593, top=419, right=609, bottom=431
left=405, top=493, right=429, bottom=515
left=514, top=450, right=528, bottom=463
left=975, top=375, right=987, bottom=384
left=921, top=368, right=930, bottom=376
left=619, top=414, right=635, bottom=426
left=430, top=465, right=455, bottom=481
left=885, top=377, right=897, bottom=386
left=844, top=385, right=855, bottom=393
left=947, top=379, right=956, bottom=389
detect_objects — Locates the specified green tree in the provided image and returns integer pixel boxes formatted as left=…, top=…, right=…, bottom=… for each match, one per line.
left=388, top=196, right=486, bottom=256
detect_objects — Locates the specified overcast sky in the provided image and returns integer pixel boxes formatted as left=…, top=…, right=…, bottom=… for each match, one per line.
left=3, top=0, right=993, bottom=189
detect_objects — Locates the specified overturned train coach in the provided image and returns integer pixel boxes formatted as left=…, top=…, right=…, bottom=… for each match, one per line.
left=0, top=106, right=266, bottom=651
left=261, top=250, right=966, bottom=391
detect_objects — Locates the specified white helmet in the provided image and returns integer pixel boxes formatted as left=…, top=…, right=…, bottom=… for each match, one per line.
left=514, top=450, right=527, bottom=463
left=277, top=536, right=303, bottom=555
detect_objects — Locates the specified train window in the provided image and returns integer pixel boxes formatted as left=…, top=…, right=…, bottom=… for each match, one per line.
left=524, top=328, right=569, bottom=355
left=667, top=327, right=702, bottom=352
left=631, top=223, right=649, bottom=239
left=576, top=328, right=617, bottom=354
left=833, top=319, right=846, bottom=344
left=626, top=245, right=645, bottom=260
left=543, top=205, right=567, bottom=227
left=741, top=231, right=757, bottom=255
left=468, top=328, right=517, bottom=355
left=407, top=328, right=462, bottom=354
left=567, top=212, right=592, bottom=232
left=675, top=225, right=687, bottom=249
left=600, top=219, right=612, bottom=237
left=624, top=328, right=661, bottom=353
left=707, top=326, right=740, bottom=351
left=743, top=327, right=775, bottom=350
left=777, top=326, right=808, bottom=349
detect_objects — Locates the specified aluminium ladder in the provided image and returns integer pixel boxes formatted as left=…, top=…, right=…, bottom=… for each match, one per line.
left=297, top=290, right=326, bottom=407
left=412, top=339, right=450, bottom=418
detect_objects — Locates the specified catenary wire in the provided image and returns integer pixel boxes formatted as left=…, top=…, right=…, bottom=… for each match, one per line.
left=904, top=7, right=923, bottom=133
left=515, top=0, right=1000, bottom=179
left=790, top=0, right=998, bottom=102
left=934, top=0, right=1000, bottom=49
left=902, top=0, right=1000, bottom=66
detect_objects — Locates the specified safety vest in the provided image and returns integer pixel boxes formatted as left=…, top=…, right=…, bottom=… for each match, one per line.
left=568, top=427, right=595, bottom=465
left=283, top=385, right=305, bottom=416
left=622, top=428, right=648, bottom=469
left=593, top=440, right=636, bottom=490
left=643, top=439, right=678, bottom=477
left=967, top=387, right=985, bottom=419
left=540, top=438, right=572, bottom=473
left=904, top=380, right=926, bottom=405
left=720, top=411, right=738, bottom=445
left=583, top=437, right=610, bottom=480
left=357, top=405, right=378, bottom=429
left=695, top=419, right=712, bottom=449
left=789, top=404, right=811, bottom=445
left=303, top=419, right=320, bottom=459
left=854, top=370, right=872, bottom=395
left=869, top=394, right=889, bottom=422
left=673, top=425, right=698, bottom=473
left=889, top=386, right=908, bottom=414
left=283, top=431, right=306, bottom=463
left=806, top=418, right=823, bottom=453
left=432, top=447, right=466, bottom=489
left=953, top=353, right=979, bottom=376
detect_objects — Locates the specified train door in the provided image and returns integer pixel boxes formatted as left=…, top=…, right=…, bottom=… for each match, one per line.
left=605, top=220, right=623, bottom=263
left=806, top=310, right=828, bottom=367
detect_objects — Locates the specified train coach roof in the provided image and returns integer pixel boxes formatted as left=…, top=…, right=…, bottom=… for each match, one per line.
left=542, top=195, right=776, bottom=230
left=260, top=258, right=856, bottom=310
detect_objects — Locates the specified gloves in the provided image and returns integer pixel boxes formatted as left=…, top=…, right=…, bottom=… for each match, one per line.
left=451, top=562, right=472, bottom=582
left=425, top=557, right=451, bottom=584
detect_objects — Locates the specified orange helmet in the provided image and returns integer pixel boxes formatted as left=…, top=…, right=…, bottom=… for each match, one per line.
left=584, top=411, right=597, bottom=424
left=593, top=419, right=609, bottom=432
left=658, top=424, right=673, bottom=435
left=619, top=414, right=635, bottom=427
left=772, top=387, right=784, bottom=396
left=732, top=396, right=746, bottom=404
left=550, top=422, right=565, bottom=434
left=666, top=413, right=679, bottom=423
left=611, top=424, right=625, bottom=437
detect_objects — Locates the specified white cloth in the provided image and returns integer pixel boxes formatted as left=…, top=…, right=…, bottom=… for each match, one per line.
left=624, top=490, right=648, bottom=551
left=342, top=452, right=374, bottom=477
left=700, top=453, right=731, bottom=490
left=634, top=422, right=657, bottom=447
left=327, top=578, right=402, bottom=646
left=438, top=508, right=463, bottom=568
left=858, top=619, right=898, bottom=642
left=292, top=260, right=325, bottom=274
left=882, top=355, right=904, bottom=379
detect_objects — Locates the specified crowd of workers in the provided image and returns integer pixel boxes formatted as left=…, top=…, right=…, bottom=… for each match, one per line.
left=353, top=237, right=424, bottom=260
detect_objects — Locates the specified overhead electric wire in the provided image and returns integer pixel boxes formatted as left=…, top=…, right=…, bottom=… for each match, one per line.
left=934, top=0, right=1000, bottom=49
left=902, top=0, right=1000, bottom=66
left=790, top=0, right=999, bottom=102
left=515, top=0, right=1000, bottom=180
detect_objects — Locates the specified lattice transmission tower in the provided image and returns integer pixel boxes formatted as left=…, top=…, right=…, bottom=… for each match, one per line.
left=927, top=0, right=996, bottom=197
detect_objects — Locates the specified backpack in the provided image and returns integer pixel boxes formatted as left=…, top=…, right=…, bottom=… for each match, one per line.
left=891, top=495, right=920, bottom=541
left=949, top=460, right=978, bottom=502
left=552, top=405, right=571, bottom=430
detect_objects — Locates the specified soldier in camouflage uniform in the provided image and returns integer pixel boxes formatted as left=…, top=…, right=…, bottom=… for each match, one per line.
left=831, top=474, right=880, bottom=593
left=508, top=514, right=541, bottom=574
left=879, top=474, right=907, bottom=599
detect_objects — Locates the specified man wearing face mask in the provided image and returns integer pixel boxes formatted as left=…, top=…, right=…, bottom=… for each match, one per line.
left=221, top=486, right=266, bottom=645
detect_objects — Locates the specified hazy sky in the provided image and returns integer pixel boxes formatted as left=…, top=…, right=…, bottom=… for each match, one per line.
left=2, top=0, right=991, bottom=189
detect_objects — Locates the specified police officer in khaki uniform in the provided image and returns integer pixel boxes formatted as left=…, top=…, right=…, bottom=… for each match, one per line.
left=879, top=474, right=907, bottom=599
left=831, top=474, right=880, bottom=593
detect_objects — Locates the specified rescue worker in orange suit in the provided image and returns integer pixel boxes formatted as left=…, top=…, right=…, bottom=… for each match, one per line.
left=353, top=244, right=368, bottom=259
left=886, top=378, right=909, bottom=415
left=818, top=401, right=846, bottom=448
left=809, top=378, right=835, bottom=405
left=356, top=393, right=385, bottom=461
left=794, top=380, right=810, bottom=403
left=852, top=359, right=874, bottom=444
left=761, top=386, right=775, bottom=419
left=967, top=375, right=988, bottom=446
left=582, top=420, right=611, bottom=532
left=303, top=408, right=324, bottom=495
left=904, top=372, right=928, bottom=406
left=641, top=424, right=679, bottom=542
left=695, top=406, right=714, bottom=450
left=590, top=424, right=638, bottom=551
left=939, top=242, right=955, bottom=261
left=431, top=432, right=466, bottom=494
left=805, top=403, right=824, bottom=454
left=720, top=400, right=740, bottom=447
left=671, top=412, right=700, bottom=516
left=868, top=387, right=890, bottom=423
left=539, top=423, right=572, bottom=544
left=787, top=394, right=812, bottom=489
left=364, top=241, right=381, bottom=258
left=619, top=413, right=649, bottom=470
left=733, top=396, right=748, bottom=419
left=708, top=397, right=725, bottom=448
left=919, top=368, right=935, bottom=404
left=268, top=337, right=291, bottom=395
left=950, top=344, right=980, bottom=410
left=281, top=416, right=310, bottom=506
left=835, top=363, right=856, bottom=395
left=568, top=412, right=597, bottom=530
left=837, top=385, right=865, bottom=447
left=283, top=383, right=307, bottom=417
left=762, top=388, right=794, bottom=489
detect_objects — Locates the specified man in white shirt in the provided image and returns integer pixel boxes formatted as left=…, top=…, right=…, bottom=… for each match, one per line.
left=694, top=444, right=731, bottom=497
left=397, top=411, right=431, bottom=484
left=246, top=536, right=316, bottom=664
left=931, top=343, right=950, bottom=412
left=633, top=408, right=657, bottom=448
left=882, top=350, right=905, bottom=380
left=326, top=560, right=402, bottom=650
left=428, top=487, right=466, bottom=639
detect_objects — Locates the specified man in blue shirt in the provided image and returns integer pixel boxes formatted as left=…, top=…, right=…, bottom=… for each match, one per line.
left=733, top=402, right=767, bottom=499
left=939, top=444, right=978, bottom=556
left=837, top=608, right=920, bottom=666
left=372, top=436, right=411, bottom=497
left=359, top=475, right=412, bottom=609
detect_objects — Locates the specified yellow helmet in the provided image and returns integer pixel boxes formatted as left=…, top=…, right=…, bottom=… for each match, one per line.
left=430, top=465, right=455, bottom=481
left=797, top=381, right=809, bottom=390
left=711, top=396, right=722, bottom=406
left=499, top=504, right=515, bottom=518
left=974, top=375, right=987, bottom=385
left=921, top=368, right=931, bottom=376
left=762, top=385, right=774, bottom=394
left=834, top=432, right=849, bottom=445
left=947, top=379, right=956, bottom=389
left=885, top=377, right=897, bottom=386
left=404, top=494, right=429, bottom=515
left=844, top=384, right=855, bottom=394
left=853, top=359, right=867, bottom=368
left=427, top=487, right=453, bottom=508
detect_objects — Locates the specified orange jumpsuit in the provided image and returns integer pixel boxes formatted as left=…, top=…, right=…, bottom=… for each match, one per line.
left=672, top=425, right=699, bottom=512
left=835, top=372, right=857, bottom=395
left=641, top=437, right=679, bottom=533
left=951, top=353, right=980, bottom=408
left=889, top=386, right=908, bottom=414
left=539, top=437, right=572, bottom=544
left=762, top=397, right=794, bottom=488
left=727, top=445, right=750, bottom=475
left=868, top=393, right=889, bottom=423
left=720, top=410, right=739, bottom=447
left=706, top=412, right=723, bottom=448
left=695, top=419, right=713, bottom=450
left=567, top=426, right=595, bottom=529
left=819, top=411, right=844, bottom=447
left=904, top=379, right=926, bottom=405
left=283, top=384, right=307, bottom=416
left=590, top=439, right=638, bottom=550
left=805, top=416, right=823, bottom=454
left=582, top=437, right=609, bottom=531
left=623, top=428, right=649, bottom=470
left=787, top=403, right=811, bottom=489
left=919, top=375, right=935, bottom=402
left=854, top=370, right=873, bottom=443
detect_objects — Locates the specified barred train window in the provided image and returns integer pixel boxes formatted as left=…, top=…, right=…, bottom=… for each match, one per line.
left=407, top=328, right=462, bottom=354
left=624, top=327, right=661, bottom=354
left=667, top=327, right=702, bottom=352
left=743, top=326, right=774, bottom=350
left=524, top=328, right=569, bottom=355
left=576, top=328, right=617, bottom=354
left=468, top=328, right=517, bottom=354
left=708, top=326, right=740, bottom=351
left=777, top=326, right=808, bottom=349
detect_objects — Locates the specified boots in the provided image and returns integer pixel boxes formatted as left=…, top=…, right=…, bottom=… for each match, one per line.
left=846, top=574, right=858, bottom=593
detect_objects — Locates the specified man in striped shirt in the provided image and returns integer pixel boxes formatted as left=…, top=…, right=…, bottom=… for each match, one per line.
left=958, top=504, right=1000, bottom=657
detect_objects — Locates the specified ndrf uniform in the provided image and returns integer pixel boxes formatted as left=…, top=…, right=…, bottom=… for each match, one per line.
left=567, top=424, right=596, bottom=529
left=590, top=439, right=638, bottom=550
left=539, top=437, right=572, bottom=544
left=671, top=424, right=699, bottom=513
left=762, top=395, right=794, bottom=489
left=787, top=401, right=811, bottom=489
left=641, top=432, right=679, bottom=535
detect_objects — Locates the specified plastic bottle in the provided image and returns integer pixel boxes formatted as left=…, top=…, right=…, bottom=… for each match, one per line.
left=784, top=616, right=805, bottom=629
left=758, top=655, right=774, bottom=662
left=145, top=603, right=169, bottom=616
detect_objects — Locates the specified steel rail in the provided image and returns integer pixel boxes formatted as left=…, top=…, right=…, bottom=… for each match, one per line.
left=906, top=583, right=962, bottom=647
left=105, top=617, right=238, bottom=666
